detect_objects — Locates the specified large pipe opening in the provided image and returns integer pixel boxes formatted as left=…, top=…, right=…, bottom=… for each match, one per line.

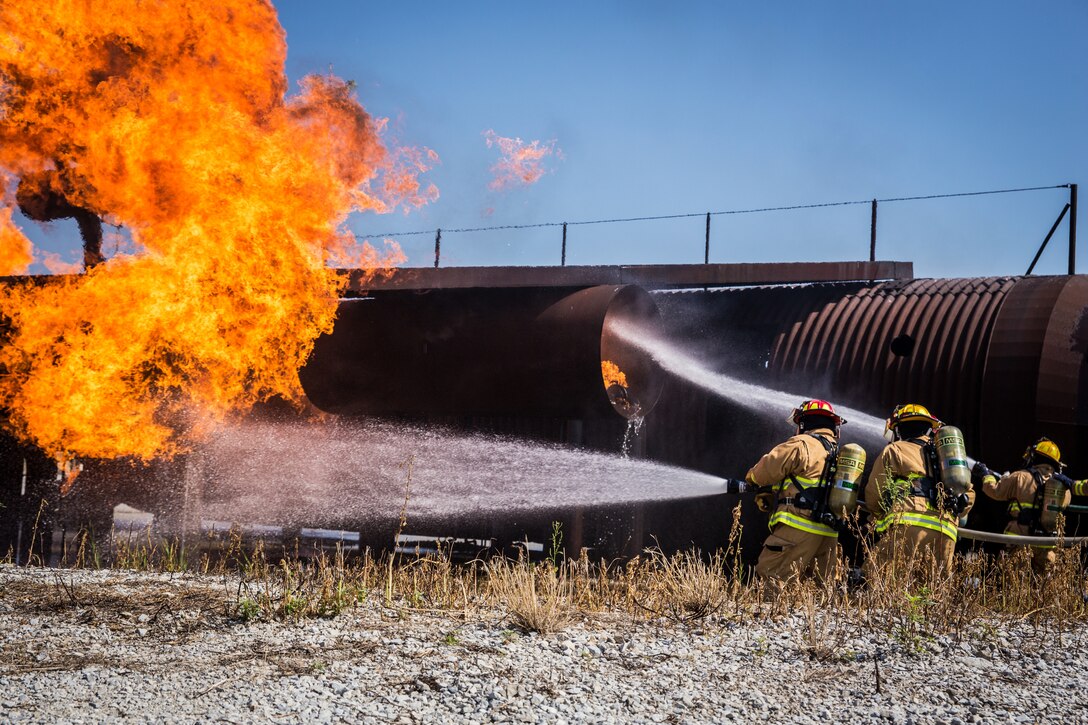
left=300, top=284, right=664, bottom=420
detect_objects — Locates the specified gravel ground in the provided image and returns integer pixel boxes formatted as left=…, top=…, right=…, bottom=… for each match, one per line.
left=1, top=564, right=1087, bottom=724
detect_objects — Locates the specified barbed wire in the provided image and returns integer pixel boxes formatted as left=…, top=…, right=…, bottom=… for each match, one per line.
left=355, top=184, right=1071, bottom=239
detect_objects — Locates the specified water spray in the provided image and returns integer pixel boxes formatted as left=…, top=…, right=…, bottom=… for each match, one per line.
left=607, top=318, right=888, bottom=447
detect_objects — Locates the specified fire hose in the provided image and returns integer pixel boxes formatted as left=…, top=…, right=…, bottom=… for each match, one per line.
left=957, top=501, right=1088, bottom=546
left=956, top=528, right=1088, bottom=547
left=723, top=482, right=1088, bottom=547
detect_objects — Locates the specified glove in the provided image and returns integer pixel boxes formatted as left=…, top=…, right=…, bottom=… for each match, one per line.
left=1053, top=472, right=1074, bottom=489
left=1017, top=508, right=1038, bottom=526
left=754, top=492, right=775, bottom=513
left=971, top=461, right=993, bottom=485
left=948, top=493, right=970, bottom=516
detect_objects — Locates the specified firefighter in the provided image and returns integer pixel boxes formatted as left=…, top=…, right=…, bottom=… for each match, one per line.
left=743, top=399, right=844, bottom=582
left=864, top=404, right=976, bottom=574
left=978, top=438, right=1079, bottom=574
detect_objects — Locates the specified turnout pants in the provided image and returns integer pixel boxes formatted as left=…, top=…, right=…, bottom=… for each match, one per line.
left=1029, top=545, right=1057, bottom=573
left=868, top=523, right=955, bottom=577
left=754, top=523, right=838, bottom=582
left=1010, top=542, right=1056, bottom=575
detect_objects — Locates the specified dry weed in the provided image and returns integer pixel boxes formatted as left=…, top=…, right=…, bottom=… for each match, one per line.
left=486, top=557, right=572, bottom=634
left=634, top=548, right=728, bottom=623
left=10, top=500, right=1088, bottom=642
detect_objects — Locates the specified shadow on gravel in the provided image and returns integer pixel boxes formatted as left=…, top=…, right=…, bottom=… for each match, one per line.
left=0, top=570, right=230, bottom=675
left=0, top=571, right=225, bottom=621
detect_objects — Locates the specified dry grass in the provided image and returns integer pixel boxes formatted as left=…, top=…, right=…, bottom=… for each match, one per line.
left=629, top=549, right=729, bottom=622
left=486, top=556, right=573, bottom=633
left=5, top=507, right=1088, bottom=641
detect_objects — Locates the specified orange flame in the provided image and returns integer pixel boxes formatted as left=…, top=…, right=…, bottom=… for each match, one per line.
left=0, top=1, right=435, bottom=461
left=601, top=360, right=628, bottom=389
left=483, top=130, right=559, bottom=191
left=57, top=458, right=83, bottom=497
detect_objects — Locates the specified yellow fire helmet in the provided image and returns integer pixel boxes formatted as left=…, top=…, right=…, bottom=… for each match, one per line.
left=1024, top=437, right=1063, bottom=469
left=884, top=403, right=941, bottom=439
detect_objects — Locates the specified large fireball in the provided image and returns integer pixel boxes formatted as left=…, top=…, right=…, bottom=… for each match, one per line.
left=0, top=1, right=436, bottom=461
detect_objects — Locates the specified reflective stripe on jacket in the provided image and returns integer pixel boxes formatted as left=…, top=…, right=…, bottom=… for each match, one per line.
left=746, top=428, right=838, bottom=538
left=769, top=509, right=836, bottom=537
left=874, top=510, right=958, bottom=541
left=864, top=435, right=972, bottom=542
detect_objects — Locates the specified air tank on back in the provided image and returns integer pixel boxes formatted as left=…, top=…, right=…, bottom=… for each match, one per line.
left=828, top=443, right=866, bottom=519
left=934, top=425, right=971, bottom=497
left=1039, top=476, right=1068, bottom=534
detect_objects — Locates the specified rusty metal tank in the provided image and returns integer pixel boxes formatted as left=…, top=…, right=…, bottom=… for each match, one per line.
left=300, top=284, right=664, bottom=421
left=655, top=275, right=1088, bottom=474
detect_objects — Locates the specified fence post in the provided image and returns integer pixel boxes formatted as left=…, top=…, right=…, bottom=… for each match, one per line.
left=869, top=199, right=878, bottom=262
left=561, top=222, right=567, bottom=266
left=1070, top=184, right=1078, bottom=275
left=704, top=213, right=711, bottom=264
left=434, top=228, right=441, bottom=268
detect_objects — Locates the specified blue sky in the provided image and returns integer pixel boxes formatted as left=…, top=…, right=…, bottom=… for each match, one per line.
left=23, top=1, right=1088, bottom=278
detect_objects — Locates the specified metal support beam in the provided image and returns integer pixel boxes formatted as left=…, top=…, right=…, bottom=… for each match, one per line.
left=434, top=228, right=441, bottom=269
left=561, top=222, right=567, bottom=266
left=1026, top=204, right=1070, bottom=275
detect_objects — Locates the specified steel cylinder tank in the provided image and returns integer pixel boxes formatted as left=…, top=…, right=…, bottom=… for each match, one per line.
left=773, top=276, right=1088, bottom=472
left=300, top=284, right=664, bottom=420
left=657, top=275, right=1088, bottom=473
left=770, top=277, right=1014, bottom=450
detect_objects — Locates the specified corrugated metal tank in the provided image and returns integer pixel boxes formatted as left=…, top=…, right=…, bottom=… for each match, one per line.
left=654, top=275, right=1088, bottom=474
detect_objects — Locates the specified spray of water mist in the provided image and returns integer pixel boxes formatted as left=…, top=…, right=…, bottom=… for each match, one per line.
left=193, top=418, right=726, bottom=530
left=621, top=416, right=645, bottom=458
left=610, top=318, right=889, bottom=450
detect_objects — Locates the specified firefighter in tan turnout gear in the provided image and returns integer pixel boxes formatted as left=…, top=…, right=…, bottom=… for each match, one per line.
left=743, top=399, right=847, bottom=582
left=978, top=438, right=1086, bottom=574
left=865, top=404, right=977, bottom=573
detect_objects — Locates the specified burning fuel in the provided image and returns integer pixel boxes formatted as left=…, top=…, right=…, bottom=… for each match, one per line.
left=601, top=360, right=628, bottom=389
left=483, top=130, right=559, bottom=191
left=0, top=0, right=436, bottom=462
left=601, top=358, right=643, bottom=418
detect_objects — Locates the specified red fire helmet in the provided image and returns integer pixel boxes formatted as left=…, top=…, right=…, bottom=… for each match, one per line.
left=788, top=399, right=846, bottom=426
